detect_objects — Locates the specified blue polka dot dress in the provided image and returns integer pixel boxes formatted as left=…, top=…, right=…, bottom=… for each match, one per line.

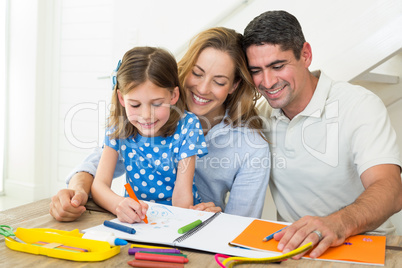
left=105, top=111, right=208, bottom=205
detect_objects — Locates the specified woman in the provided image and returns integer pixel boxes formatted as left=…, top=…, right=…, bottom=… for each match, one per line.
left=50, top=27, right=270, bottom=221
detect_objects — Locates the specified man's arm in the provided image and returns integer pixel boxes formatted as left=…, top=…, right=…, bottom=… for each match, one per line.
left=276, top=164, right=402, bottom=258
left=49, top=172, right=93, bottom=222
left=50, top=146, right=126, bottom=221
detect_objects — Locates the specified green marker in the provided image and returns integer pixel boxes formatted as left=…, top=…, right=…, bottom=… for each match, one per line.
left=177, top=219, right=202, bottom=234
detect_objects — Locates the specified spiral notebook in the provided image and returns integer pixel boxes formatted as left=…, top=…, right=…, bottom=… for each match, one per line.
left=83, top=202, right=282, bottom=258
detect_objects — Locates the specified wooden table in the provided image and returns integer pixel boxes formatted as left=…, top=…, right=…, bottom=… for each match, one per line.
left=1, top=198, right=401, bottom=267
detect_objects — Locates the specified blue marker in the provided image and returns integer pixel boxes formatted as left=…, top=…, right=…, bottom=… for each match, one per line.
left=104, top=220, right=136, bottom=234
left=262, top=226, right=287, bottom=242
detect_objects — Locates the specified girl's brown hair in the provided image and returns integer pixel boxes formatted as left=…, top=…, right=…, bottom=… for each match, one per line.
left=178, top=27, right=264, bottom=137
left=108, top=46, right=185, bottom=139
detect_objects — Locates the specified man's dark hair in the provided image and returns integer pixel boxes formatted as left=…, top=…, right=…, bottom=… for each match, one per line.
left=243, top=10, right=306, bottom=60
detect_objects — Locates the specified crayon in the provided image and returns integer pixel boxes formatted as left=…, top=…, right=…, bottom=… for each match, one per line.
left=128, top=247, right=181, bottom=255
left=138, top=251, right=187, bottom=258
left=104, top=220, right=136, bottom=234
left=127, top=259, right=184, bottom=268
left=177, top=219, right=202, bottom=234
left=130, top=243, right=173, bottom=249
left=125, top=183, right=148, bottom=224
left=134, top=252, right=189, bottom=263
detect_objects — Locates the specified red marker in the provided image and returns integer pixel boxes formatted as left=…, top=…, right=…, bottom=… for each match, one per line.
left=124, top=183, right=148, bottom=224
left=135, top=252, right=189, bottom=263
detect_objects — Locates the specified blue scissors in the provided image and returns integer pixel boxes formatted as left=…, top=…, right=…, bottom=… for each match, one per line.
left=0, top=225, right=25, bottom=243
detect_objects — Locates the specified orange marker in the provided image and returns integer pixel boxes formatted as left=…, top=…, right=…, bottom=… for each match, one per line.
left=124, top=183, right=148, bottom=224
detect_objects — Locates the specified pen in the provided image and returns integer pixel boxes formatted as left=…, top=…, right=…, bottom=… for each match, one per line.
left=177, top=219, right=202, bottom=234
left=134, top=252, right=189, bottom=263
left=263, top=226, right=287, bottom=242
left=128, top=247, right=182, bottom=255
left=124, top=183, right=149, bottom=224
left=127, top=259, right=184, bottom=268
left=103, top=220, right=136, bottom=235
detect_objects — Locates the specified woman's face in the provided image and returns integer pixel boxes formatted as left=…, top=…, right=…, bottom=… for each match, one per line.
left=184, top=47, right=238, bottom=128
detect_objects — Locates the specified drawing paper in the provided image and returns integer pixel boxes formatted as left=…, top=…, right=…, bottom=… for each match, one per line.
left=83, top=202, right=282, bottom=258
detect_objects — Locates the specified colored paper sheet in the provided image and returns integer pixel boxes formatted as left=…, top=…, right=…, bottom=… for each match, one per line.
left=230, top=219, right=386, bottom=266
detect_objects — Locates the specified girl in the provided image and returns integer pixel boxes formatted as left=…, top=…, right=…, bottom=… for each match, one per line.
left=91, top=47, right=208, bottom=223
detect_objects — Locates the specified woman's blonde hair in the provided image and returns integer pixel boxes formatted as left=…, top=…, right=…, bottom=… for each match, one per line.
left=178, top=27, right=264, bottom=135
left=108, top=46, right=185, bottom=139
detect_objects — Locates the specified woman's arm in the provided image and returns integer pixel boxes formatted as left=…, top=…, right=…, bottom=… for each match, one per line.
left=172, top=155, right=196, bottom=208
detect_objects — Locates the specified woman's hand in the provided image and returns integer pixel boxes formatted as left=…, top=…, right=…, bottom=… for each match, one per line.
left=190, top=202, right=222, bottom=213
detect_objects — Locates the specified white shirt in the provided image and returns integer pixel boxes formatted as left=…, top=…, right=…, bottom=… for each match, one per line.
left=257, top=71, right=401, bottom=235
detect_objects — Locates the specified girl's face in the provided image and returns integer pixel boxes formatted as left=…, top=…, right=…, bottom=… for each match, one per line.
left=184, top=47, right=238, bottom=127
left=118, top=80, right=179, bottom=137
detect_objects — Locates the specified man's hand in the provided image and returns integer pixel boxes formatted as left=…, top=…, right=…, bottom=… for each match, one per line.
left=274, top=214, right=347, bottom=259
left=49, top=188, right=88, bottom=222
left=190, top=202, right=222, bottom=213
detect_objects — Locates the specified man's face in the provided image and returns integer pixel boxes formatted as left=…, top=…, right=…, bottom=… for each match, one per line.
left=246, top=43, right=311, bottom=119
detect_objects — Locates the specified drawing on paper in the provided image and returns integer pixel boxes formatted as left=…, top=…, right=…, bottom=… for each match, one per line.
left=147, top=205, right=175, bottom=228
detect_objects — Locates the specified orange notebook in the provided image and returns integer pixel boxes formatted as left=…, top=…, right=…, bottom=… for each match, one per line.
left=230, top=219, right=386, bottom=266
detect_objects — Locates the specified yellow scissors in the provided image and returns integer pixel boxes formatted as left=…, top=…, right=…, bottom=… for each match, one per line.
left=0, top=225, right=25, bottom=243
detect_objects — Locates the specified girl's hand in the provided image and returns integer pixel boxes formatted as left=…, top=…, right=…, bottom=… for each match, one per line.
left=115, top=198, right=149, bottom=223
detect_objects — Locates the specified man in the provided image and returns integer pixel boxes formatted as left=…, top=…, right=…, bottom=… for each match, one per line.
left=242, top=10, right=402, bottom=258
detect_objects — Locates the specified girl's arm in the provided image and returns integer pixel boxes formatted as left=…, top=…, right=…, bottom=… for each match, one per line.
left=172, top=155, right=196, bottom=208
left=91, top=146, right=122, bottom=213
left=91, top=145, right=147, bottom=223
